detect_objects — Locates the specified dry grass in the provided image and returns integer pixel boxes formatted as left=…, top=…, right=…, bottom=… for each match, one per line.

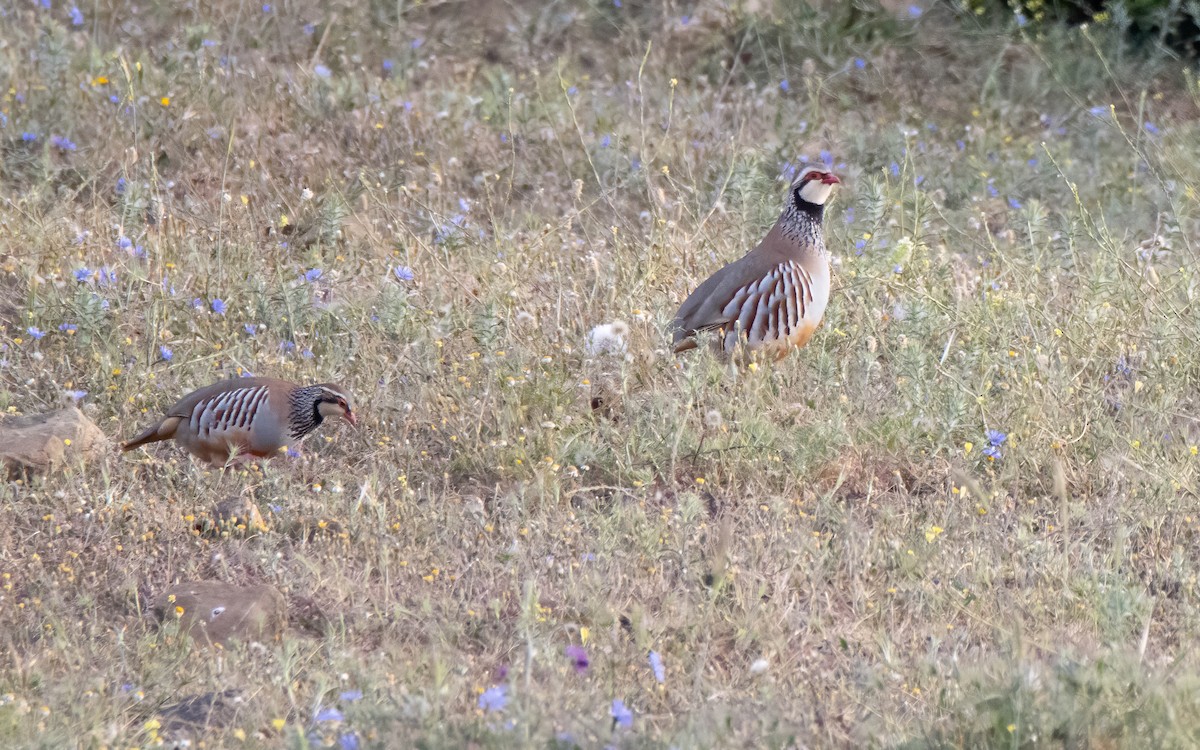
left=4, top=0, right=1200, bottom=747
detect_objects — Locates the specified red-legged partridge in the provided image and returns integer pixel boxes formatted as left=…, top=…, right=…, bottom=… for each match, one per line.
left=671, top=165, right=840, bottom=359
left=122, top=377, right=356, bottom=465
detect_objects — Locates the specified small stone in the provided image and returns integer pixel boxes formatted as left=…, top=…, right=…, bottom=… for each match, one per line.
left=0, top=406, right=106, bottom=477
left=151, top=582, right=286, bottom=646
left=208, top=496, right=267, bottom=534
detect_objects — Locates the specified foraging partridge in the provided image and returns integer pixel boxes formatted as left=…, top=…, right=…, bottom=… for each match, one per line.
left=671, top=165, right=840, bottom=359
left=122, top=377, right=356, bottom=465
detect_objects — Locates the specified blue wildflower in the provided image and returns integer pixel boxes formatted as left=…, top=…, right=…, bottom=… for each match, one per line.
left=1089, top=106, right=1108, bottom=117
left=567, top=86, right=577, bottom=96
left=211, top=299, right=227, bottom=314
left=314, top=64, right=331, bottom=78
left=611, top=699, right=633, bottom=728
left=280, top=341, right=296, bottom=353
left=908, top=4, right=922, bottom=17
left=987, top=179, right=998, bottom=197
left=339, top=690, right=363, bottom=702
left=1007, top=197, right=1022, bottom=210
left=982, top=445, right=1001, bottom=461
left=314, top=706, right=343, bottom=723
left=986, top=429, right=1006, bottom=446
left=285, top=447, right=301, bottom=458
left=478, top=685, right=507, bottom=712
left=779, top=79, right=790, bottom=92
left=889, top=162, right=900, bottom=177
left=382, top=58, right=394, bottom=72
left=69, top=5, right=82, bottom=24
left=303, top=22, right=315, bottom=34
left=261, top=3, right=270, bottom=11
left=243, top=323, right=256, bottom=335
left=159, top=345, right=172, bottom=361
left=565, top=645, right=589, bottom=674
left=50, top=135, right=77, bottom=151
left=305, top=268, right=323, bottom=282
left=1016, top=12, right=1028, bottom=26
left=854, top=57, right=866, bottom=69
left=66, top=389, right=87, bottom=401
left=26, top=327, right=45, bottom=340
left=338, top=733, right=360, bottom=750
left=116, top=177, right=126, bottom=194
left=820, top=149, right=833, bottom=166
left=394, top=266, right=414, bottom=282
left=411, top=37, right=424, bottom=49
left=301, top=348, right=314, bottom=359
left=600, top=134, right=611, bottom=148
left=1144, top=121, right=1160, bottom=135
left=21, top=132, right=37, bottom=142
left=98, top=268, right=117, bottom=286
left=648, top=651, right=665, bottom=683
left=117, top=236, right=132, bottom=249
left=58, top=323, right=77, bottom=332
left=73, top=268, right=91, bottom=282
left=893, top=264, right=903, bottom=274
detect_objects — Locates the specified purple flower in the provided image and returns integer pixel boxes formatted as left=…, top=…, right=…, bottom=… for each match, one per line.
left=567, top=86, right=578, bottom=96
left=338, top=733, right=360, bottom=750
left=1144, top=121, right=1160, bottom=135
left=21, top=132, right=37, bottom=142
left=67, top=389, right=87, bottom=401
left=982, top=445, right=1002, bottom=460
left=613, top=0, right=621, bottom=6
left=26, top=326, right=45, bottom=340
left=69, top=5, right=83, bottom=24
left=610, top=699, right=633, bottom=728
left=411, top=37, right=424, bottom=49
left=159, top=345, right=173, bottom=361
left=314, top=706, right=343, bottom=723
left=986, top=429, right=1006, bottom=446
left=382, top=59, right=394, bottom=73
left=986, top=179, right=998, bottom=198
left=600, top=134, right=611, bottom=148
left=893, top=264, right=903, bottom=274
left=116, top=177, right=126, bottom=194
left=908, top=4, right=922, bottom=17
left=1089, top=106, right=1108, bottom=118
left=648, top=651, right=665, bottom=683
left=211, top=299, right=227, bottom=314
left=779, top=79, right=790, bottom=92
left=303, top=22, right=315, bottom=34
left=99, top=268, right=118, bottom=286
left=305, top=268, right=323, bottom=282
left=314, top=64, right=331, bottom=78
left=1016, top=12, right=1028, bottom=26
left=393, top=266, right=414, bottom=282
left=301, top=348, right=314, bottom=359
left=285, top=446, right=301, bottom=458
left=1007, top=197, right=1023, bottom=210
left=338, top=690, right=363, bottom=702
left=73, top=268, right=91, bottom=282
left=820, top=149, right=833, bottom=166
left=854, top=57, right=866, bottom=69
left=117, top=236, right=132, bottom=249
left=261, top=3, right=271, bottom=11
left=889, top=162, right=900, bottom=177
left=478, top=685, right=507, bottom=712
left=50, top=135, right=77, bottom=151
left=243, top=323, right=257, bottom=335
left=58, top=323, right=77, bottom=332
left=565, top=645, right=589, bottom=674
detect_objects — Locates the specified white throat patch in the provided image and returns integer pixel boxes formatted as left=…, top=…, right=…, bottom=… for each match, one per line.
left=798, top=180, right=834, bottom=206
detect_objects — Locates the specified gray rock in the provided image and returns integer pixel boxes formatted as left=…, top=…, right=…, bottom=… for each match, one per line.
left=151, top=582, right=286, bottom=646
left=0, top=406, right=107, bottom=477
left=157, top=689, right=245, bottom=738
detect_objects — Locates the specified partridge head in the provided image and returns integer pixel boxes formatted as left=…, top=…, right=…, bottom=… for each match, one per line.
left=122, top=377, right=356, bottom=466
left=671, top=165, right=840, bottom=359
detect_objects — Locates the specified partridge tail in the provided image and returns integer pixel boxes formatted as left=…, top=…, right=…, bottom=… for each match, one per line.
left=121, top=416, right=182, bottom=452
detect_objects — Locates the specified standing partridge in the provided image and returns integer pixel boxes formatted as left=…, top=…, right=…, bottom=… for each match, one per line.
left=671, top=165, right=840, bottom=360
left=122, top=377, right=356, bottom=465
